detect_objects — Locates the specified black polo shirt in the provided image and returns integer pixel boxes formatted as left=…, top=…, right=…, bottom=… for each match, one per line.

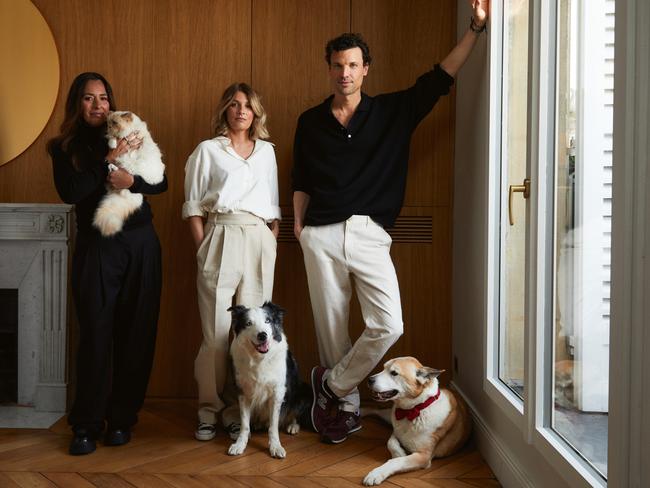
left=292, top=64, right=454, bottom=228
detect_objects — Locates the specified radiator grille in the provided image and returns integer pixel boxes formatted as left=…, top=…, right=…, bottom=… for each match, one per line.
left=277, top=216, right=432, bottom=244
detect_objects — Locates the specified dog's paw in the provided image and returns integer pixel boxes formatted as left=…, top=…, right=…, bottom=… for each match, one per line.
left=363, top=468, right=387, bottom=486
left=286, top=420, right=300, bottom=435
left=387, top=436, right=407, bottom=458
left=228, top=440, right=247, bottom=456
left=269, top=442, right=286, bottom=459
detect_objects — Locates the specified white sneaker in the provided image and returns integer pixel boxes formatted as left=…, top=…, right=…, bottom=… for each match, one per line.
left=195, top=422, right=216, bottom=441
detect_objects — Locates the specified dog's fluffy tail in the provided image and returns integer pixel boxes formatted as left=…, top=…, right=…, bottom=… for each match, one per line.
left=93, top=191, right=143, bottom=236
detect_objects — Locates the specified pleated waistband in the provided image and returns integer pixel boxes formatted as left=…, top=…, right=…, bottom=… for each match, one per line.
left=207, top=212, right=265, bottom=225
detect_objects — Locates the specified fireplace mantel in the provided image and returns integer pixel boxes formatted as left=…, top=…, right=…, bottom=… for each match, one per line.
left=0, top=203, right=72, bottom=428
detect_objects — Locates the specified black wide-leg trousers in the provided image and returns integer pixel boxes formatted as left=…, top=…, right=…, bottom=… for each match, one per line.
left=68, top=223, right=162, bottom=435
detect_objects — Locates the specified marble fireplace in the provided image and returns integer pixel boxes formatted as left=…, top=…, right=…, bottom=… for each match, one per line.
left=0, top=204, right=72, bottom=428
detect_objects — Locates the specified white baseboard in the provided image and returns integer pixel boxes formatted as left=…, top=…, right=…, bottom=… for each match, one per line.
left=451, top=381, right=534, bottom=488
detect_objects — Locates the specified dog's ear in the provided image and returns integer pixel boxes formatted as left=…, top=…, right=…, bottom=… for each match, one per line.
left=228, top=305, right=248, bottom=317
left=262, top=302, right=286, bottom=342
left=262, top=301, right=286, bottom=323
left=228, top=305, right=249, bottom=335
left=416, top=367, right=444, bottom=385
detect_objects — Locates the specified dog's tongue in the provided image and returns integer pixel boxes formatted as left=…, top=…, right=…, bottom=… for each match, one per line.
left=256, top=342, right=269, bottom=354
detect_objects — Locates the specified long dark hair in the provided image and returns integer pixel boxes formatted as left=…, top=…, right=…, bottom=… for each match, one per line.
left=47, top=72, right=117, bottom=167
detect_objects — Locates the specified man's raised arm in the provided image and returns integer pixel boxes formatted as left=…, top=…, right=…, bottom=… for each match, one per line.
left=440, top=0, right=489, bottom=78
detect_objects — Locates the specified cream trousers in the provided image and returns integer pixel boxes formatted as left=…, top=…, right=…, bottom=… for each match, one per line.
left=194, top=212, right=276, bottom=424
left=299, top=215, right=404, bottom=412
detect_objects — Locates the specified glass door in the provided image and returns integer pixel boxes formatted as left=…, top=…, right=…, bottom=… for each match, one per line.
left=550, top=0, right=613, bottom=478
left=498, top=0, right=529, bottom=402
left=490, top=0, right=613, bottom=483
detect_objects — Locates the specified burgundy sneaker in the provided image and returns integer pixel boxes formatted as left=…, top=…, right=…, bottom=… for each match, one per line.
left=310, top=366, right=338, bottom=433
left=321, top=410, right=362, bottom=444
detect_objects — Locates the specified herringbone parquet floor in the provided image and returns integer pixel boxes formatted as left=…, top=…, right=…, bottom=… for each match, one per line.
left=0, top=399, right=500, bottom=487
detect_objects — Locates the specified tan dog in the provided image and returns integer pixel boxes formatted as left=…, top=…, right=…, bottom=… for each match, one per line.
left=363, top=357, right=472, bottom=485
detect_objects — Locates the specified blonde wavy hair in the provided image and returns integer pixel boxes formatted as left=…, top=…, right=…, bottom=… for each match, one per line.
left=212, top=83, right=269, bottom=140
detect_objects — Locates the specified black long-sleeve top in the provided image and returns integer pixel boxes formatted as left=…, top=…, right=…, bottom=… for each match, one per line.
left=51, top=124, right=167, bottom=234
left=292, top=64, right=454, bottom=228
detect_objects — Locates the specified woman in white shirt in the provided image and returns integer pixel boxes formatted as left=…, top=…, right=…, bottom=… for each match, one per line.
left=183, top=83, right=281, bottom=441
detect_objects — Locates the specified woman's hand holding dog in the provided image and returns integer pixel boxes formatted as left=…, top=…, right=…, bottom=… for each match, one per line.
left=107, top=168, right=135, bottom=190
left=105, top=131, right=143, bottom=190
left=105, top=131, right=142, bottom=163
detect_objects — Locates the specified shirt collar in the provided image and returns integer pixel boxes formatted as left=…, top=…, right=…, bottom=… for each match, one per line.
left=214, top=136, right=269, bottom=160
left=214, top=135, right=232, bottom=147
left=357, top=92, right=372, bottom=112
left=321, top=92, right=372, bottom=114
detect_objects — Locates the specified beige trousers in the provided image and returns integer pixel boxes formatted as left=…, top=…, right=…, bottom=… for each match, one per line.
left=195, top=212, right=276, bottom=424
left=299, top=215, right=403, bottom=412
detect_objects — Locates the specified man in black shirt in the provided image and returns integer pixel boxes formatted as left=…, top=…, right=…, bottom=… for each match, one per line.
left=293, top=1, right=489, bottom=444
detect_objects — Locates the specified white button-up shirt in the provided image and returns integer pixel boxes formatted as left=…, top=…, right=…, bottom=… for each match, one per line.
left=182, top=136, right=281, bottom=222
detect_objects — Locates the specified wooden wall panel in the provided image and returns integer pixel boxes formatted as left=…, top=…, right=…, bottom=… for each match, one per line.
left=0, top=0, right=456, bottom=397
left=252, top=0, right=350, bottom=380
left=350, top=0, right=456, bottom=381
left=352, top=0, right=456, bottom=208
left=252, top=0, right=350, bottom=205
left=2, top=0, right=252, bottom=397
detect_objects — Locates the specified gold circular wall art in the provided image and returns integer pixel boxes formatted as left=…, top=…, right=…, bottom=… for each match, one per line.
left=0, top=0, right=59, bottom=166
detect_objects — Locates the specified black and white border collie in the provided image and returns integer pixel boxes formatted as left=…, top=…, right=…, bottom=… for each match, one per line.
left=227, top=302, right=310, bottom=458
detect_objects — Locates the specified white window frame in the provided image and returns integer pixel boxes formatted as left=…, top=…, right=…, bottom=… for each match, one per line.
left=484, top=0, right=525, bottom=430
left=608, top=1, right=650, bottom=486
left=484, top=1, right=614, bottom=486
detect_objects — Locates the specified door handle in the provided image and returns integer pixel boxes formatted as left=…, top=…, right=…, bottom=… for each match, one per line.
left=508, top=178, right=531, bottom=225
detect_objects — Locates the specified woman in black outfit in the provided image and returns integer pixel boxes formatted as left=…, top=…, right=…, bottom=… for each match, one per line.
left=48, top=72, right=167, bottom=455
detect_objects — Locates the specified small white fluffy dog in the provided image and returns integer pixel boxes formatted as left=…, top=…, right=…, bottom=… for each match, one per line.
left=93, top=111, right=165, bottom=236
left=227, top=302, right=310, bottom=459
left=363, top=357, right=472, bottom=486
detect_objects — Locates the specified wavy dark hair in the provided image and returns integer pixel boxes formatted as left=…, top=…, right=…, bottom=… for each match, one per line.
left=46, top=72, right=116, bottom=168
left=325, top=33, right=372, bottom=66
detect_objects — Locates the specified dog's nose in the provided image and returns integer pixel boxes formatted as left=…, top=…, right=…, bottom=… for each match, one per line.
left=368, top=376, right=375, bottom=386
left=257, top=332, right=267, bottom=342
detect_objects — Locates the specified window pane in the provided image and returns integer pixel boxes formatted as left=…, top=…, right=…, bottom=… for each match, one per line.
left=499, top=0, right=529, bottom=399
left=552, top=0, right=613, bottom=478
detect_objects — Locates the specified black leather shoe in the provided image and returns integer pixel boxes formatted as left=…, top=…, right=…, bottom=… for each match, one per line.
left=104, top=428, right=131, bottom=446
left=69, top=433, right=96, bottom=455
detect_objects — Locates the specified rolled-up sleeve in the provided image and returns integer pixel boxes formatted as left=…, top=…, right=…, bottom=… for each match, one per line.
left=182, top=145, right=209, bottom=219
left=407, top=63, right=455, bottom=129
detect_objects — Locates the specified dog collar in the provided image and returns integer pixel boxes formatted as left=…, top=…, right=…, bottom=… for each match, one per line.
left=394, top=390, right=441, bottom=421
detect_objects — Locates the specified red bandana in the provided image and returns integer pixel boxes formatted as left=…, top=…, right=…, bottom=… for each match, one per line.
left=394, top=390, right=441, bottom=421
